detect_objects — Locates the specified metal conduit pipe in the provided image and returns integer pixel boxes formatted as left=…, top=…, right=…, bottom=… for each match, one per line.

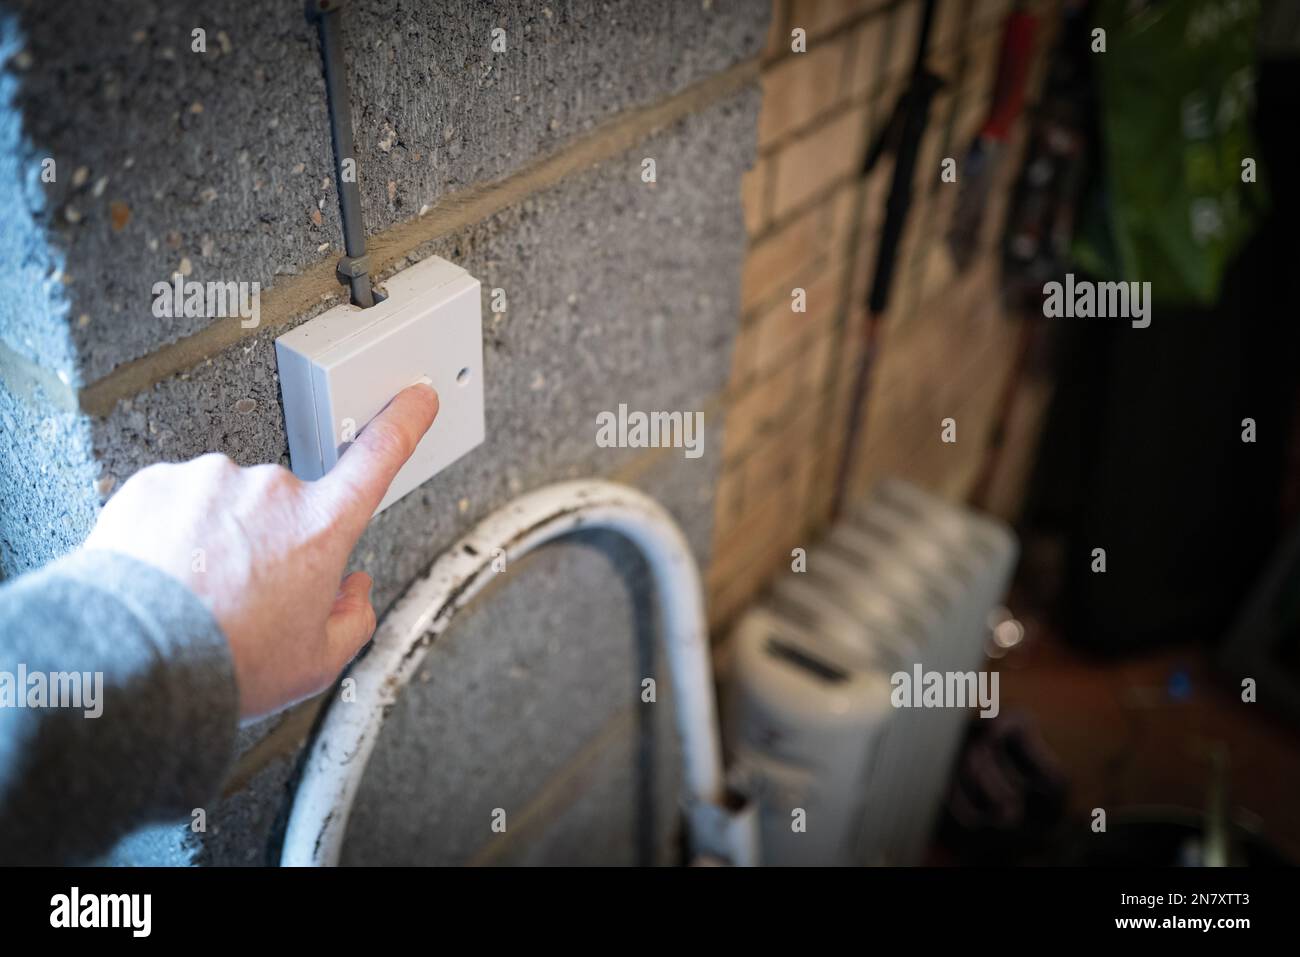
left=281, top=479, right=758, bottom=866
left=306, top=0, right=375, bottom=308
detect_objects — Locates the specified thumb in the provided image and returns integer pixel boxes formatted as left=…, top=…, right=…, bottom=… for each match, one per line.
left=325, top=571, right=377, bottom=669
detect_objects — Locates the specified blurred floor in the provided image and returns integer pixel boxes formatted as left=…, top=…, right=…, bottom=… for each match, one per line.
left=994, top=613, right=1300, bottom=864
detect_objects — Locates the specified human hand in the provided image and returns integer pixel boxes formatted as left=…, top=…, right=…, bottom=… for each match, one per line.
left=83, top=383, right=440, bottom=719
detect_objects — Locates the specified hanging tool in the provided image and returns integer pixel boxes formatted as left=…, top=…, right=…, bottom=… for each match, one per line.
left=832, top=0, right=942, bottom=516
left=864, top=0, right=943, bottom=316
left=947, top=5, right=1039, bottom=272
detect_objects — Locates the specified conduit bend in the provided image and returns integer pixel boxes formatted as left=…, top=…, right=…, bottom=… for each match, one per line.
left=281, top=479, right=750, bottom=866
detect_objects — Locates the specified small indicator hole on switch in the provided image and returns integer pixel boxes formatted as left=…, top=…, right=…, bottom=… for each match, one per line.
left=456, top=367, right=471, bottom=386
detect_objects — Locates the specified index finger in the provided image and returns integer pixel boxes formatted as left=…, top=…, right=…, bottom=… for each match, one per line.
left=313, top=382, right=440, bottom=529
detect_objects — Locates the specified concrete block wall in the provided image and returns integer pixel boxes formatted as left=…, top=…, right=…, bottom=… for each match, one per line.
left=707, top=0, right=1061, bottom=633
left=0, top=0, right=769, bottom=865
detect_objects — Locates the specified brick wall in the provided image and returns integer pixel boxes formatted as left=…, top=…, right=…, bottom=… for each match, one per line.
left=707, top=0, right=1061, bottom=633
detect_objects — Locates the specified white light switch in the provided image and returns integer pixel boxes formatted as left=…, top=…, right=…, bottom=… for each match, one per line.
left=275, top=255, right=485, bottom=515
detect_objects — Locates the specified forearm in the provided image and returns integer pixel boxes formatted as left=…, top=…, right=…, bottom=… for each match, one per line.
left=0, top=550, right=238, bottom=864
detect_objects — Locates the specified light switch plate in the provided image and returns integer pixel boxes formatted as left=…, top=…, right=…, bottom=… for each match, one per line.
left=275, top=255, right=485, bottom=515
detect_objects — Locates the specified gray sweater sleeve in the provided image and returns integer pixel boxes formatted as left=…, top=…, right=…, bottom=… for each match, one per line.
left=0, top=549, right=238, bottom=864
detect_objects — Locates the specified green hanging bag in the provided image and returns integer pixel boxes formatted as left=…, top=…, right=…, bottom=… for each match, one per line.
left=1074, top=0, right=1267, bottom=306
